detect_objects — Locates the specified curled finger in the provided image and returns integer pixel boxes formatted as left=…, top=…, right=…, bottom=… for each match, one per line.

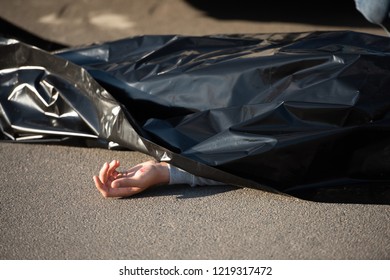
left=93, top=175, right=109, bottom=198
left=99, top=162, right=109, bottom=184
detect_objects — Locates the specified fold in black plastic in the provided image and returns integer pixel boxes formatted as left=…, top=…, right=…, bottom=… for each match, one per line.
left=1, top=30, right=390, bottom=202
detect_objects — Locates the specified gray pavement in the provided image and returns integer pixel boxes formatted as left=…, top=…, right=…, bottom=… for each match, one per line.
left=0, top=0, right=389, bottom=260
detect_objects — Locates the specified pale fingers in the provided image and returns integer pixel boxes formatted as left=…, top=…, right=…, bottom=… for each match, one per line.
left=93, top=175, right=142, bottom=198
left=111, top=177, right=139, bottom=188
left=104, top=186, right=143, bottom=197
left=99, top=160, right=120, bottom=184
left=107, top=160, right=120, bottom=176
left=93, top=175, right=109, bottom=197
left=98, top=162, right=109, bottom=184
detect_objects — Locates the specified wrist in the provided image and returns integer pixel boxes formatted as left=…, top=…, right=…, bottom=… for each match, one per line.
left=155, top=161, right=170, bottom=185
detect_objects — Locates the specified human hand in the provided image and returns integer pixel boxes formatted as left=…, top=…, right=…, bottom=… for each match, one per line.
left=93, top=160, right=169, bottom=198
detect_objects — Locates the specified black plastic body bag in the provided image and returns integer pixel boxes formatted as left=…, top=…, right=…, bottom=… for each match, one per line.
left=1, top=29, right=390, bottom=203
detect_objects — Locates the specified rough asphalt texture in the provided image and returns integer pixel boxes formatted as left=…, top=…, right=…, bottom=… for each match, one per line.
left=0, top=0, right=389, bottom=259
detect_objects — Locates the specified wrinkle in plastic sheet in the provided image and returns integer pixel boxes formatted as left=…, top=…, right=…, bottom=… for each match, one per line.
left=1, top=31, right=390, bottom=203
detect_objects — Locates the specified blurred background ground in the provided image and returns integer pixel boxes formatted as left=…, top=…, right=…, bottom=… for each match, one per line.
left=0, top=0, right=389, bottom=260
left=0, top=0, right=385, bottom=45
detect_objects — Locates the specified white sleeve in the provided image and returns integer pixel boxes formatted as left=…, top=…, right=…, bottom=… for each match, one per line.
left=168, top=164, right=226, bottom=186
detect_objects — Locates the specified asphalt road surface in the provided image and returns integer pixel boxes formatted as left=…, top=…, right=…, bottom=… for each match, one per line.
left=0, top=0, right=389, bottom=259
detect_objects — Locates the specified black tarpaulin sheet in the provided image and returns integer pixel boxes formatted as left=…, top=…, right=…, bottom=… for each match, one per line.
left=1, top=30, right=390, bottom=202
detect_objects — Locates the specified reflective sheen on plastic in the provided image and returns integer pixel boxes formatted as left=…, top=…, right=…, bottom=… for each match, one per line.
left=2, top=31, right=390, bottom=203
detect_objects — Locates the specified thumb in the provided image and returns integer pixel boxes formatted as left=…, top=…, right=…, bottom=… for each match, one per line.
left=111, top=177, right=141, bottom=188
